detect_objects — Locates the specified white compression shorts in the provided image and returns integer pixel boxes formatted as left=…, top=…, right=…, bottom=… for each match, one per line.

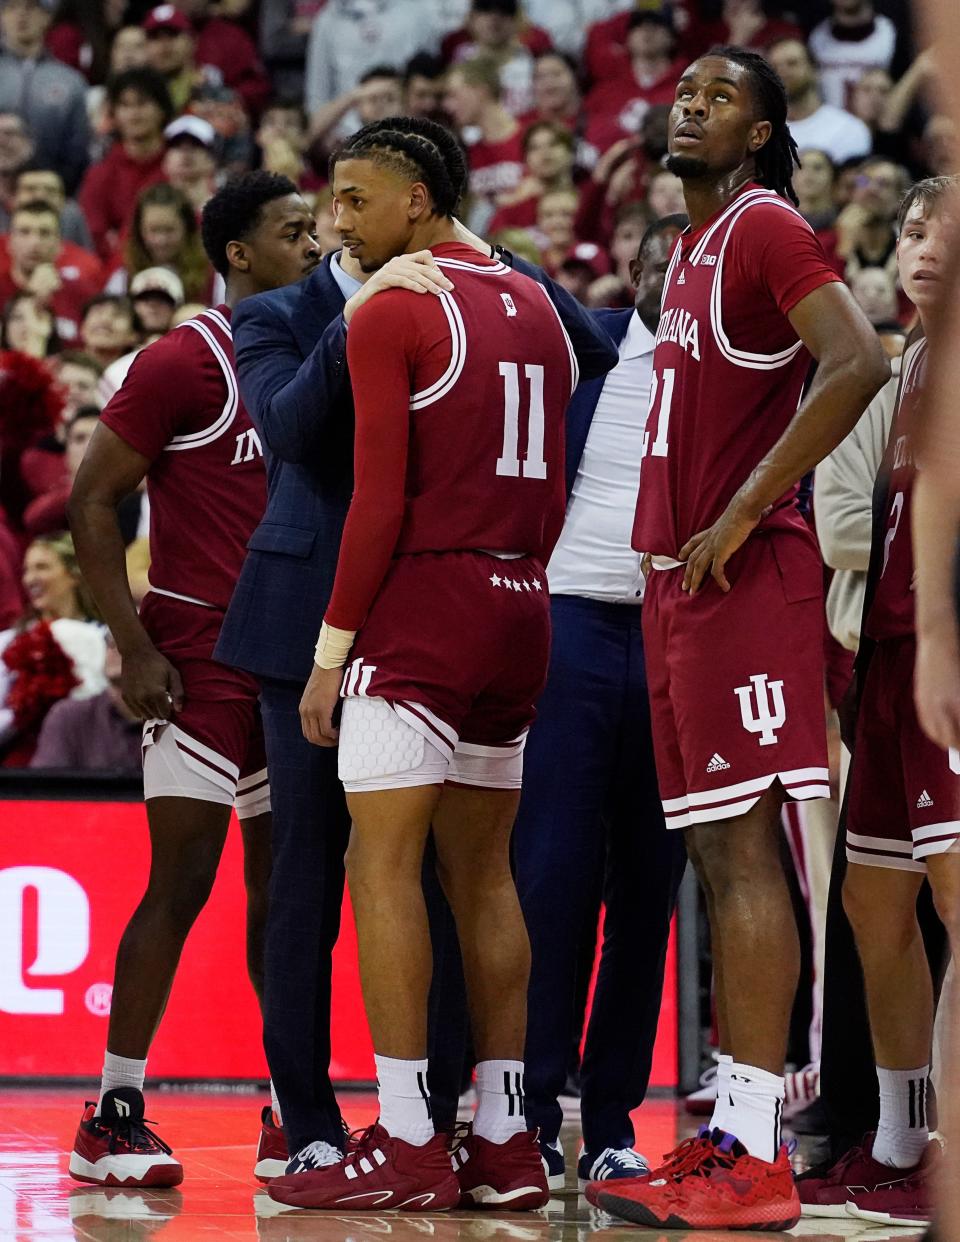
left=141, top=721, right=271, bottom=820
left=337, top=696, right=526, bottom=793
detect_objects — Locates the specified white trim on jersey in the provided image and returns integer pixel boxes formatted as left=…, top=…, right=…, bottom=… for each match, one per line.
left=148, top=586, right=217, bottom=609
left=688, top=187, right=771, bottom=266
left=531, top=280, right=579, bottom=395
left=434, top=258, right=510, bottom=276
left=409, top=290, right=468, bottom=410
left=164, top=314, right=239, bottom=451
left=202, top=306, right=233, bottom=338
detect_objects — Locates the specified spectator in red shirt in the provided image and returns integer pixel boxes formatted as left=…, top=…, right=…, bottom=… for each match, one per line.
left=1, top=290, right=58, bottom=357
left=23, top=404, right=100, bottom=536
left=0, top=201, right=103, bottom=345
left=162, top=114, right=219, bottom=214
left=443, top=0, right=553, bottom=117
left=175, top=0, right=271, bottom=120
left=534, top=185, right=579, bottom=275
left=78, top=294, right=139, bottom=369
left=45, top=0, right=127, bottom=84
left=106, top=181, right=212, bottom=303
left=444, top=55, right=524, bottom=232
left=521, top=50, right=582, bottom=130
left=78, top=67, right=173, bottom=263
left=684, top=0, right=803, bottom=61
left=488, top=121, right=575, bottom=233
left=50, top=349, right=103, bottom=415
left=794, top=146, right=843, bottom=269
left=143, top=4, right=221, bottom=116
left=584, top=10, right=685, bottom=154
left=3, top=162, right=95, bottom=252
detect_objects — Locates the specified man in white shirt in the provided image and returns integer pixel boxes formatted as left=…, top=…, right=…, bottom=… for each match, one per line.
left=769, top=38, right=873, bottom=165
left=513, top=213, right=688, bottom=1193
left=808, top=0, right=899, bottom=111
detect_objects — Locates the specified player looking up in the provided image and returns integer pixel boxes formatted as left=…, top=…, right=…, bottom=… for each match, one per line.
left=592, top=47, right=889, bottom=1232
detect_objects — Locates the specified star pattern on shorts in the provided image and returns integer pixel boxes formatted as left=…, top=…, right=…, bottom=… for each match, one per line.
left=489, top=572, right=545, bottom=593
left=490, top=573, right=502, bottom=587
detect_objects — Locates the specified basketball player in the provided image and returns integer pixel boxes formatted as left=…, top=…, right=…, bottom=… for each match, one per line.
left=797, top=176, right=958, bottom=1227
left=267, top=119, right=586, bottom=1211
left=65, top=173, right=320, bottom=1188
left=591, top=48, right=889, bottom=1231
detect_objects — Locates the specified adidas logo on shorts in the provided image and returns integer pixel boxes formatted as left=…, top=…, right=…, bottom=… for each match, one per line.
left=706, top=753, right=731, bottom=773
left=916, top=789, right=934, bottom=809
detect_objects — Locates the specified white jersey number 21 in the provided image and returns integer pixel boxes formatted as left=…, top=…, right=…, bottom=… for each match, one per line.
left=642, top=367, right=675, bottom=459
left=496, top=362, right=547, bottom=479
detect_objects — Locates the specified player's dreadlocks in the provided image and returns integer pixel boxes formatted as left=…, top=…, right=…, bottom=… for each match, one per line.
left=329, top=116, right=468, bottom=218
left=710, top=45, right=800, bottom=206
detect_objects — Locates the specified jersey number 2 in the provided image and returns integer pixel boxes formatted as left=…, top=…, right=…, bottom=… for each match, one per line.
left=496, top=362, right=547, bottom=479
left=642, top=367, right=675, bottom=459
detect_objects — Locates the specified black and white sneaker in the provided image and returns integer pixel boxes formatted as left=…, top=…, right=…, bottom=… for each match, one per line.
left=68, top=1088, right=183, bottom=1187
left=283, top=1139, right=344, bottom=1176
left=539, top=1135, right=565, bottom=1191
left=577, top=1145, right=650, bottom=1191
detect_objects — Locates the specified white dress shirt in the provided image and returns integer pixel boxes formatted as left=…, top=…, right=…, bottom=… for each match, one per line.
left=329, top=250, right=363, bottom=301
left=547, top=311, right=654, bottom=604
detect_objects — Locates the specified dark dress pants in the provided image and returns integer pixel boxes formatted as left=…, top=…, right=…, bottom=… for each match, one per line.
left=514, top=596, right=687, bottom=1153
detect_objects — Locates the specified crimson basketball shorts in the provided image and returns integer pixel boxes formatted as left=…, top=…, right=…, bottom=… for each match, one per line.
left=642, top=529, right=830, bottom=829
left=845, top=636, right=960, bottom=871
left=338, top=551, right=551, bottom=792
left=138, top=592, right=269, bottom=819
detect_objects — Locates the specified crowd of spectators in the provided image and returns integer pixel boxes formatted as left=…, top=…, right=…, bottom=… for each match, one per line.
left=0, top=0, right=950, bottom=766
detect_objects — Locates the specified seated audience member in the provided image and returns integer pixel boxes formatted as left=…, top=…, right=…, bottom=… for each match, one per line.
left=107, top=182, right=212, bottom=303
left=769, top=38, right=873, bottom=166
left=45, top=0, right=128, bottom=84
left=919, top=113, right=957, bottom=178
left=849, top=67, right=894, bottom=137
left=646, top=166, right=686, bottom=219
left=0, top=341, right=64, bottom=528
left=162, top=115, right=219, bottom=213
left=489, top=121, right=575, bottom=232
left=795, top=147, right=842, bottom=267
left=519, top=50, right=596, bottom=172
left=188, top=82, right=255, bottom=175
left=178, top=0, right=271, bottom=119
left=584, top=10, right=684, bottom=155
left=445, top=56, right=525, bottom=231
left=403, top=52, right=446, bottom=121
left=0, top=0, right=90, bottom=192
left=0, top=532, right=106, bottom=766
left=258, top=0, right=321, bottom=101
left=556, top=241, right=609, bottom=305
left=574, top=104, right=670, bottom=246
left=31, top=635, right=141, bottom=771
left=79, top=294, right=139, bottom=369
left=835, top=158, right=911, bottom=287
left=79, top=67, right=173, bottom=263
left=98, top=266, right=185, bottom=403
left=0, top=201, right=102, bottom=345
left=443, top=0, right=552, bottom=118
left=51, top=350, right=103, bottom=415
left=808, top=0, right=901, bottom=111
left=0, top=519, right=21, bottom=629
left=143, top=4, right=222, bottom=116
left=534, top=186, right=579, bottom=274
left=23, top=405, right=100, bottom=536
left=848, top=265, right=902, bottom=331
left=308, top=65, right=404, bottom=161
left=256, top=98, right=319, bottom=188
left=87, top=25, right=152, bottom=143
left=0, top=109, right=34, bottom=216
left=0, top=161, right=92, bottom=250
left=1, top=290, right=59, bottom=358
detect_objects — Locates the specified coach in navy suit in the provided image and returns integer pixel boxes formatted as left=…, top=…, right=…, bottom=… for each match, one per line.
left=514, top=215, right=689, bottom=1189
left=216, top=225, right=618, bottom=1162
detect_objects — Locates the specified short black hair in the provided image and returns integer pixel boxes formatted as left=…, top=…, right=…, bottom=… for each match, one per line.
left=261, top=97, right=308, bottom=130
left=11, top=198, right=60, bottom=226
left=14, top=159, right=63, bottom=183
left=472, top=0, right=518, bottom=14
left=107, top=68, right=175, bottom=126
left=200, top=170, right=300, bottom=277
left=707, top=45, right=800, bottom=205
left=330, top=116, right=467, bottom=218
left=68, top=405, right=101, bottom=430
left=638, top=211, right=688, bottom=259
left=359, top=64, right=402, bottom=86
left=404, top=51, right=444, bottom=84
left=82, top=293, right=135, bottom=323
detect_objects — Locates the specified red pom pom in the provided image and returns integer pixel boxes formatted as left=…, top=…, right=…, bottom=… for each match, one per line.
left=0, top=351, right=65, bottom=452
left=2, top=620, right=80, bottom=731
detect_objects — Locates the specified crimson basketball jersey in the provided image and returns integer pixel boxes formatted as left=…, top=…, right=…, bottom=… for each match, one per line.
left=100, top=305, right=266, bottom=611
left=325, top=242, right=578, bottom=631
left=865, top=336, right=927, bottom=641
left=631, top=184, right=841, bottom=557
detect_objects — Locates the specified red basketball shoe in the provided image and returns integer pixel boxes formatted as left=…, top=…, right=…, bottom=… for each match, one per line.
left=254, top=1106, right=289, bottom=1183
left=68, top=1088, right=183, bottom=1188
left=796, top=1133, right=926, bottom=1218
left=583, top=1128, right=711, bottom=1206
left=597, top=1129, right=801, bottom=1230
left=846, top=1140, right=939, bottom=1226
left=451, top=1128, right=549, bottom=1210
left=267, top=1124, right=460, bottom=1211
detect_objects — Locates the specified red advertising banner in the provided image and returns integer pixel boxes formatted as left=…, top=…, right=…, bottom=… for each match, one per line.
left=0, top=800, right=677, bottom=1085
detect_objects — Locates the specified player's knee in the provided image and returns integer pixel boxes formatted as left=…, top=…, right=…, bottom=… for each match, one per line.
left=928, top=858, right=960, bottom=948
left=842, top=866, right=916, bottom=952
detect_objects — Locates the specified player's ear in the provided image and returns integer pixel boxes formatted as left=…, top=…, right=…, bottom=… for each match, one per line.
left=226, top=239, right=250, bottom=272
left=409, top=180, right=429, bottom=220
left=629, top=256, right=644, bottom=287
left=749, top=120, right=772, bottom=153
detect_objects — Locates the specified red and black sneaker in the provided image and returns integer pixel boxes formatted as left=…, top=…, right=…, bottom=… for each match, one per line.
left=451, top=1127, right=549, bottom=1210
left=796, top=1132, right=925, bottom=1218
left=583, top=1127, right=712, bottom=1207
left=68, top=1088, right=183, bottom=1188
left=254, top=1105, right=289, bottom=1183
left=846, top=1140, right=939, bottom=1226
left=267, top=1123, right=460, bottom=1211
left=597, top=1128, right=801, bottom=1231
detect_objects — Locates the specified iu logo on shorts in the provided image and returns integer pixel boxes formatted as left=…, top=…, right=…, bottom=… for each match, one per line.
left=734, top=673, right=786, bottom=747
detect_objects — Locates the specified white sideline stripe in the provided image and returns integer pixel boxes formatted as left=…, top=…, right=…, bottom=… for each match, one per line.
left=847, top=831, right=914, bottom=855
left=846, top=847, right=925, bottom=874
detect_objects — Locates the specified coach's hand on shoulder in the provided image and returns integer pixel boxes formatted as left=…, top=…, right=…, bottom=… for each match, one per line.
left=121, top=641, right=184, bottom=721
left=342, top=252, right=454, bottom=323
left=678, top=497, right=761, bottom=596
left=300, top=664, right=343, bottom=747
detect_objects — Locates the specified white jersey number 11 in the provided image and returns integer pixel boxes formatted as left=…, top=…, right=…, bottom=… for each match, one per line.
left=496, top=362, right=547, bottom=479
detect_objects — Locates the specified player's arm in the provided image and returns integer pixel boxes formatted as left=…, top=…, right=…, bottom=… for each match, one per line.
left=299, top=293, right=415, bottom=746
left=681, top=278, right=889, bottom=594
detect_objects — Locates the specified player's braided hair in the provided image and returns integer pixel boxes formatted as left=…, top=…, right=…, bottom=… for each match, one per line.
left=329, top=116, right=468, bottom=218
left=710, top=45, right=800, bottom=206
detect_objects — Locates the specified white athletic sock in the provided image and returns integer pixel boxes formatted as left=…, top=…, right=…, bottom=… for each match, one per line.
left=473, top=1059, right=527, bottom=1144
left=269, top=1079, right=283, bottom=1127
left=96, top=1051, right=147, bottom=1116
left=708, top=1054, right=734, bottom=1134
left=375, top=1054, right=434, bottom=1146
left=873, top=1065, right=930, bottom=1168
left=724, top=1061, right=785, bottom=1162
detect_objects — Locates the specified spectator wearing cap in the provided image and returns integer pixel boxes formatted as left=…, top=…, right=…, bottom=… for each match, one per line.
left=173, top=0, right=271, bottom=120
left=1, top=162, right=93, bottom=251
left=142, top=4, right=222, bottom=116
left=442, top=0, right=553, bottom=118
left=556, top=240, right=611, bottom=305
left=808, top=0, right=905, bottom=113
left=162, top=114, right=218, bottom=214
left=444, top=55, right=524, bottom=233
left=768, top=39, right=872, bottom=166
left=488, top=121, right=575, bottom=233
left=0, top=0, right=91, bottom=193
left=583, top=10, right=684, bottom=155
left=98, top=265, right=185, bottom=404
left=105, top=181, right=212, bottom=304
left=0, top=200, right=103, bottom=344
left=78, top=67, right=173, bottom=264
left=303, top=0, right=431, bottom=120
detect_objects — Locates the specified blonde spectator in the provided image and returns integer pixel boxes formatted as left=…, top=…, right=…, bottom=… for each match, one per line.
left=108, top=183, right=212, bottom=303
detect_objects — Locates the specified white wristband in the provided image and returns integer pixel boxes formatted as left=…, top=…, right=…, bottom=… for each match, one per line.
left=314, top=621, right=356, bottom=669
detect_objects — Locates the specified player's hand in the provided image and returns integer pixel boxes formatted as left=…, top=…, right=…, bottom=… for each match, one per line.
left=915, top=621, right=960, bottom=751
left=678, top=499, right=761, bottom=595
left=342, top=253, right=454, bottom=323
left=300, top=664, right=343, bottom=747
left=120, top=642, right=184, bottom=720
